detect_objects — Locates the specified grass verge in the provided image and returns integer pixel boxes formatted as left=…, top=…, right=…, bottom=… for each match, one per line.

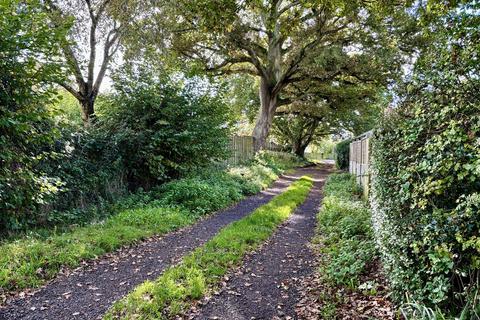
left=105, top=176, right=314, bottom=320
left=0, top=154, right=302, bottom=295
left=317, top=173, right=375, bottom=288
left=0, top=207, right=195, bottom=293
left=313, top=173, right=383, bottom=318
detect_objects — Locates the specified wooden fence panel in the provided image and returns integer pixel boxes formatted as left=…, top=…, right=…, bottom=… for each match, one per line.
left=349, top=131, right=373, bottom=197
left=226, top=136, right=283, bottom=166
left=227, top=136, right=254, bottom=165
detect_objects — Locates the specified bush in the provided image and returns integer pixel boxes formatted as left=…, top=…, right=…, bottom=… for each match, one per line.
left=323, top=173, right=362, bottom=199
left=228, top=164, right=277, bottom=192
left=0, top=0, right=68, bottom=232
left=40, top=126, right=128, bottom=218
left=370, top=6, right=480, bottom=317
left=154, top=173, right=244, bottom=216
left=334, top=139, right=351, bottom=170
left=96, top=68, right=231, bottom=188
left=254, top=150, right=306, bottom=174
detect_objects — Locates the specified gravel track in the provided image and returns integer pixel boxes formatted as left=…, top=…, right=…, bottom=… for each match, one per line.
left=187, top=165, right=332, bottom=320
left=0, top=168, right=314, bottom=320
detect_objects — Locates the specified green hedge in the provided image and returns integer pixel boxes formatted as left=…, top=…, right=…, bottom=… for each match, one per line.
left=370, top=8, right=480, bottom=317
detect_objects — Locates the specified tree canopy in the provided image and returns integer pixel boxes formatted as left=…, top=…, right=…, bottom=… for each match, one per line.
left=138, top=0, right=420, bottom=149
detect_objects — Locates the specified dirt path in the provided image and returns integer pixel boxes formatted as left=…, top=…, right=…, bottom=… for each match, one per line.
left=186, top=165, right=332, bottom=320
left=0, top=167, right=316, bottom=320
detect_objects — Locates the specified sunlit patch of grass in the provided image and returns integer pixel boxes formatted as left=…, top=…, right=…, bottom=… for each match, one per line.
left=105, top=176, right=313, bottom=320
left=0, top=207, right=195, bottom=292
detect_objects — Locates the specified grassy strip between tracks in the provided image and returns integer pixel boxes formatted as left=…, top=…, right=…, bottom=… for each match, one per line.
left=105, top=176, right=314, bottom=320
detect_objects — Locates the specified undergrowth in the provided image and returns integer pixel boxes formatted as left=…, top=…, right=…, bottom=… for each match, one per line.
left=105, top=176, right=313, bottom=320
left=315, top=173, right=378, bottom=318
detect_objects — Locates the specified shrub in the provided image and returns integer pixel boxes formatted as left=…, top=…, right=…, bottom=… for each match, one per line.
left=40, top=126, right=127, bottom=217
left=96, top=68, right=231, bottom=188
left=254, top=150, right=306, bottom=174
left=370, top=6, right=480, bottom=317
left=0, top=0, right=68, bottom=232
left=154, top=174, right=244, bottom=216
left=228, top=164, right=277, bottom=192
left=334, top=139, right=351, bottom=170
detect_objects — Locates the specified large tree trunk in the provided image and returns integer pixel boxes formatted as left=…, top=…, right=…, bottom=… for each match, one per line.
left=252, top=77, right=278, bottom=151
left=80, top=97, right=96, bottom=125
left=291, top=118, right=320, bottom=158
left=252, top=18, right=283, bottom=152
left=293, top=143, right=308, bottom=158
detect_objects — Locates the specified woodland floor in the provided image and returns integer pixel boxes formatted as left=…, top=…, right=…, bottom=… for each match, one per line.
left=0, top=166, right=327, bottom=320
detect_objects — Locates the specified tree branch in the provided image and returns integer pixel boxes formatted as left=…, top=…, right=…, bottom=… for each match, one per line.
left=93, top=25, right=121, bottom=94
left=61, top=43, right=86, bottom=89
left=86, top=1, right=98, bottom=92
left=205, top=56, right=253, bottom=71
left=278, top=0, right=300, bottom=17
left=58, top=82, right=83, bottom=101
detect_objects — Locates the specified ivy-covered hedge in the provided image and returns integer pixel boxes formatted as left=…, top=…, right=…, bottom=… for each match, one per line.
left=370, top=7, right=479, bottom=317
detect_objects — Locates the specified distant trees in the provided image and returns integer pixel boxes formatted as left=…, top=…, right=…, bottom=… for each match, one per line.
left=272, top=111, right=326, bottom=157
left=143, top=0, right=416, bottom=150
left=271, top=84, right=383, bottom=157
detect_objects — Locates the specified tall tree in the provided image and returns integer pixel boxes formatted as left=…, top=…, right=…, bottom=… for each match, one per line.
left=145, top=0, right=416, bottom=150
left=46, top=0, right=126, bottom=125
